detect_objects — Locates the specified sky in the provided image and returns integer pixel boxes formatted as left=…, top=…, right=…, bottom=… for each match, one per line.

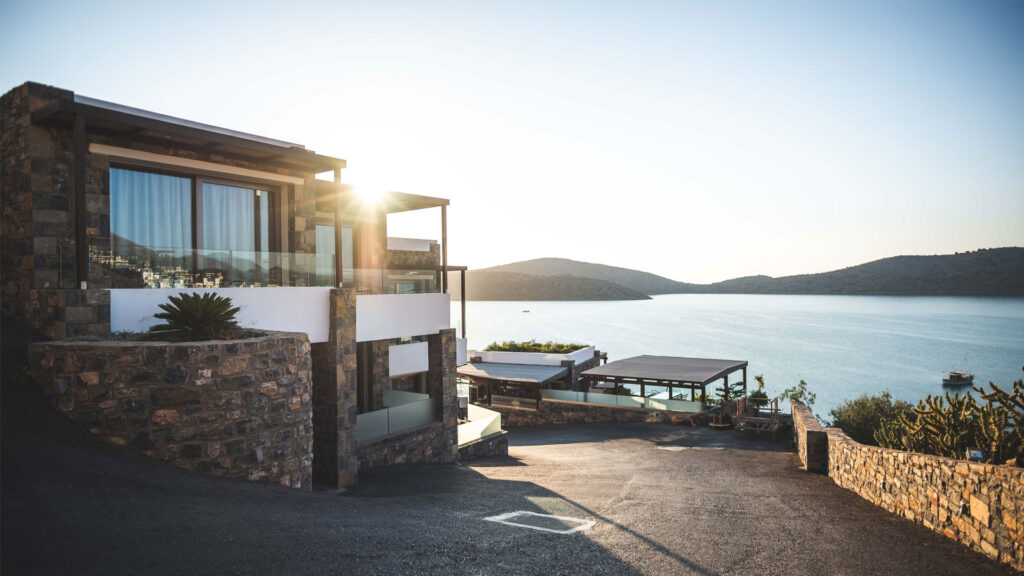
left=2, top=0, right=1022, bottom=283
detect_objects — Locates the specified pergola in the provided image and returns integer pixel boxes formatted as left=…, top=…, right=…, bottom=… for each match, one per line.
left=580, top=355, right=748, bottom=405
left=457, top=362, right=569, bottom=407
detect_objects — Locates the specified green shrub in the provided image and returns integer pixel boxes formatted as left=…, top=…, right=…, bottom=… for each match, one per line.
left=748, top=374, right=769, bottom=408
left=829, top=392, right=912, bottom=446
left=149, top=292, right=240, bottom=341
left=779, top=379, right=816, bottom=408
left=484, top=340, right=588, bottom=354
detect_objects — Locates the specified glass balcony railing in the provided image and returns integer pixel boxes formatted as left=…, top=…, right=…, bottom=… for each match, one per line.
left=84, top=238, right=443, bottom=293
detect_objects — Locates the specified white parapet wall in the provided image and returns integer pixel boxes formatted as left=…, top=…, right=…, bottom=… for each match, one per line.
left=389, top=342, right=429, bottom=377
left=355, top=293, right=451, bottom=342
left=468, top=346, right=595, bottom=366
left=110, top=287, right=332, bottom=343
left=386, top=237, right=436, bottom=252
left=456, top=338, right=468, bottom=366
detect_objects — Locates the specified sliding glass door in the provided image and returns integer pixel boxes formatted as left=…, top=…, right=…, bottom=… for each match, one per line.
left=199, top=182, right=273, bottom=287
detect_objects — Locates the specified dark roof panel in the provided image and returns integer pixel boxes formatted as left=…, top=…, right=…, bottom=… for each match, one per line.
left=581, top=355, right=747, bottom=385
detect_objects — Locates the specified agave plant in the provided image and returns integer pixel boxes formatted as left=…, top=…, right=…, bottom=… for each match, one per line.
left=150, top=292, right=240, bottom=341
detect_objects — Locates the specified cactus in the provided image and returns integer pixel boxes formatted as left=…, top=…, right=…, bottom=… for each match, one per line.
left=873, top=381, right=1017, bottom=465
left=974, top=366, right=1024, bottom=466
left=873, top=417, right=904, bottom=449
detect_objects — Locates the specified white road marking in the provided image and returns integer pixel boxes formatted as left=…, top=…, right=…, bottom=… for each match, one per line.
left=483, top=511, right=596, bottom=534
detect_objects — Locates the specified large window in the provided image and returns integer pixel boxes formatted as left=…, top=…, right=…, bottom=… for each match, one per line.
left=107, top=167, right=301, bottom=288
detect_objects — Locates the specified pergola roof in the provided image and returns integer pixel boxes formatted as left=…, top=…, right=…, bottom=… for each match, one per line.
left=458, top=362, right=568, bottom=386
left=581, top=355, right=747, bottom=385
left=32, top=94, right=347, bottom=173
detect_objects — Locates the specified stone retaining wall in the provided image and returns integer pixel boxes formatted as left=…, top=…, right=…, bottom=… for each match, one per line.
left=489, top=399, right=693, bottom=428
left=791, top=401, right=827, bottom=472
left=357, top=422, right=453, bottom=469
left=28, top=332, right=314, bottom=489
left=792, top=400, right=1024, bottom=570
left=458, top=430, right=509, bottom=461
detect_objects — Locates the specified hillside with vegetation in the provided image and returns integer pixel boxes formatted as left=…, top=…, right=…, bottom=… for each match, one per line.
left=449, top=270, right=651, bottom=301
left=452, top=248, right=1024, bottom=300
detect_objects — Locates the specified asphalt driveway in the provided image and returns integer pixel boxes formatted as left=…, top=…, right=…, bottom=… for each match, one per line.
left=2, top=376, right=1016, bottom=575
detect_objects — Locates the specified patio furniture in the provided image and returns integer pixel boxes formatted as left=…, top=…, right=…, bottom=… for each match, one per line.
left=735, top=396, right=780, bottom=438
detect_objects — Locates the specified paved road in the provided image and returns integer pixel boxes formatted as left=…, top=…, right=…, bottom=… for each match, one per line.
left=2, top=378, right=1016, bottom=575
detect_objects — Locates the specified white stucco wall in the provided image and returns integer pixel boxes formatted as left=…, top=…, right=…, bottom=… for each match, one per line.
left=110, top=287, right=332, bottom=343
left=355, top=293, right=451, bottom=342
left=389, top=342, right=429, bottom=377
left=467, top=346, right=595, bottom=366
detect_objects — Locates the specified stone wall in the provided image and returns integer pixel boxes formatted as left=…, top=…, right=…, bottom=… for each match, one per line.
left=310, top=289, right=359, bottom=489
left=792, top=400, right=1024, bottom=571
left=426, top=328, right=460, bottom=464
left=386, top=243, right=440, bottom=269
left=357, top=422, right=452, bottom=468
left=27, top=331, right=314, bottom=489
left=488, top=399, right=694, bottom=428
left=791, top=401, right=827, bottom=472
left=458, top=430, right=509, bottom=461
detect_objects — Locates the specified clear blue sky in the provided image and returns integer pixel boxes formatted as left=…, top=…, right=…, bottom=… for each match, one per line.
left=2, top=0, right=1022, bottom=282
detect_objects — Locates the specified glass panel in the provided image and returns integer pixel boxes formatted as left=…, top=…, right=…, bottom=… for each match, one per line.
left=356, top=409, right=390, bottom=443
left=315, top=224, right=336, bottom=287
left=381, top=389, right=430, bottom=408
left=109, top=168, right=192, bottom=288
left=388, top=398, right=435, bottom=433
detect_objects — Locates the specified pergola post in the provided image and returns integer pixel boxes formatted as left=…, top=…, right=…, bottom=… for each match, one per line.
left=742, top=366, right=747, bottom=395
left=441, top=204, right=448, bottom=293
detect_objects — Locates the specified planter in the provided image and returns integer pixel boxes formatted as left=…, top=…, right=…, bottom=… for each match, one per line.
left=27, top=331, right=314, bottom=489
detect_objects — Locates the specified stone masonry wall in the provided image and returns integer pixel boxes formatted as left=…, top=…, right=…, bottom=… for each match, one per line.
left=792, top=400, right=1024, bottom=570
left=357, top=422, right=451, bottom=469
left=386, top=243, right=440, bottom=269
left=426, top=328, right=460, bottom=464
left=310, top=289, right=359, bottom=489
left=27, top=331, right=314, bottom=489
left=489, top=399, right=694, bottom=428
left=791, top=400, right=827, bottom=472
left=458, top=430, right=509, bottom=461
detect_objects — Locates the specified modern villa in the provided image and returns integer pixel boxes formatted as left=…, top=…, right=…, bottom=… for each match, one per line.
left=1, top=81, right=471, bottom=488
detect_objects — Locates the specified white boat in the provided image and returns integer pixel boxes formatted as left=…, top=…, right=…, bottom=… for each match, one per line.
left=942, top=370, right=974, bottom=386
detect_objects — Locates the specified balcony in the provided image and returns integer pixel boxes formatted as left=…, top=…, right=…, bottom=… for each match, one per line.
left=86, top=237, right=466, bottom=343
left=356, top=390, right=437, bottom=443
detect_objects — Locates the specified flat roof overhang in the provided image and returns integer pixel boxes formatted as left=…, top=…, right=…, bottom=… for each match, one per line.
left=31, top=95, right=346, bottom=174
left=458, top=362, right=568, bottom=386
left=581, top=355, right=748, bottom=387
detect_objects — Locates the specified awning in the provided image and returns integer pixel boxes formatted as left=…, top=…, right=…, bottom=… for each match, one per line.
left=581, top=355, right=747, bottom=386
left=458, top=362, right=568, bottom=386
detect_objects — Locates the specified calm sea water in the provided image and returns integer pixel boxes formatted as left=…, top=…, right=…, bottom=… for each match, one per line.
left=451, top=295, right=1024, bottom=416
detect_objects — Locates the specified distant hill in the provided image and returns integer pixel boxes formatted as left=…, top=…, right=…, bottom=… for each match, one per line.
left=449, top=270, right=650, bottom=301
left=704, top=248, right=1024, bottom=296
left=451, top=248, right=1024, bottom=300
left=483, top=258, right=700, bottom=294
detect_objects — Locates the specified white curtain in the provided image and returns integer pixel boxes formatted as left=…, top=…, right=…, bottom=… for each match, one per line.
left=110, top=168, right=192, bottom=253
left=202, top=183, right=255, bottom=252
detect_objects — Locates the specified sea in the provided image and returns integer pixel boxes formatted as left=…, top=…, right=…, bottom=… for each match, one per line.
left=451, top=295, right=1024, bottom=417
